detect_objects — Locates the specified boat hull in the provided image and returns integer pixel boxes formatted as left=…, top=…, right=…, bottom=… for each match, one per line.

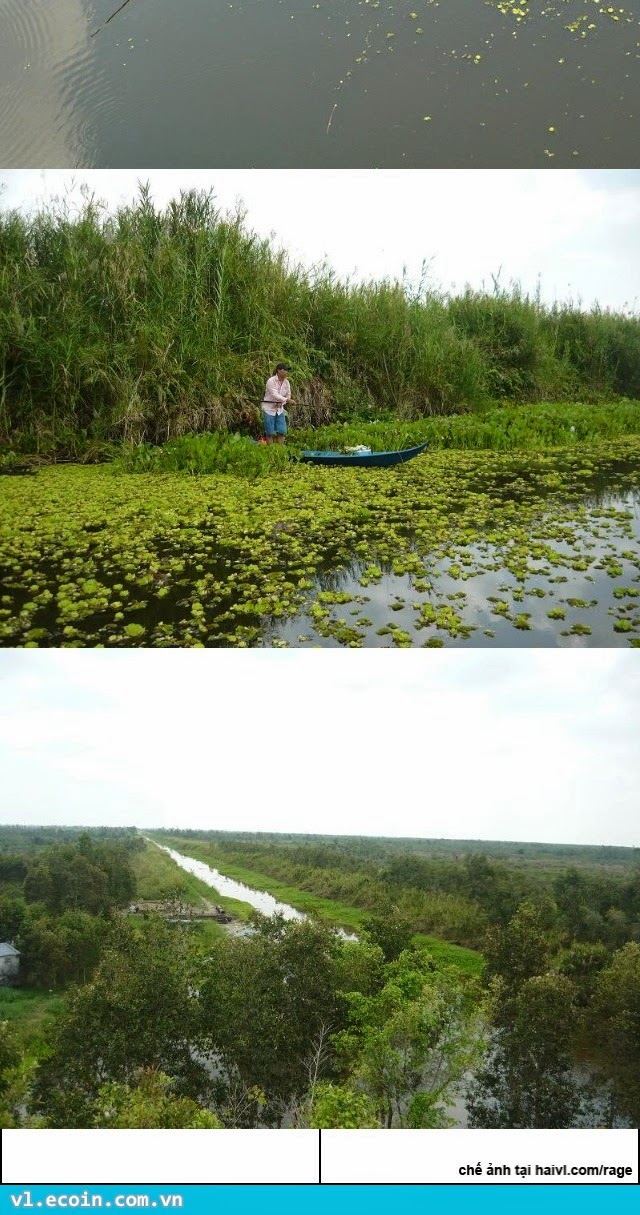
left=299, top=442, right=428, bottom=468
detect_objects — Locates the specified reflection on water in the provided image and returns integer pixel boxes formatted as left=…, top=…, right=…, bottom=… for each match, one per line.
left=265, top=485, right=640, bottom=648
left=1, top=0, right=638, bottom=166
left=0, top=0, right=107, bottom=164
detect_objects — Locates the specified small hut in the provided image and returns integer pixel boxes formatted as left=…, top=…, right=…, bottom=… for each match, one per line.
left=0, top=942, right=20, bottom=986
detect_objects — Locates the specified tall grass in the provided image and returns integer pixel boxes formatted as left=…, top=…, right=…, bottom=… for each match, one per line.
left=1, top=187, right=639, bottom=457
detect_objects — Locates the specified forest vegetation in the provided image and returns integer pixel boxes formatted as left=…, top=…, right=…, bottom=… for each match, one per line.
left=0, top=825, right=638, bottom=1130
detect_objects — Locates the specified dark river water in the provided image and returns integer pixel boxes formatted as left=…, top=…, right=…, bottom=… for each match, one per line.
left=1, top=0, right=639, bottom=167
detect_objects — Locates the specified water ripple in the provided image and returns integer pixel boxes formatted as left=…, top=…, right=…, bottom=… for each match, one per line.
left=0, top=0, right=113, bottom=165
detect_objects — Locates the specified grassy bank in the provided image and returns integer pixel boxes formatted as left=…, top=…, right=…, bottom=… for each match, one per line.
left=2, top=189, right=640, bottom=459
left=413, top=935, right=484, bottom=976
left=132, top=839, right=251, bottom=925
left=157, top=836, right=484, bottom=977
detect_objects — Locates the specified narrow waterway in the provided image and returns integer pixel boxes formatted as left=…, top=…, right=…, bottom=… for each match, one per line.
left=150, top=837, right=354, bottom=929
left=150, top=839, right=306, bottom=921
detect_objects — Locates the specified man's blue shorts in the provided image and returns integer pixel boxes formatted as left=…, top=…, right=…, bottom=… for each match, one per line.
left=263, top=410, right=287, bottom=437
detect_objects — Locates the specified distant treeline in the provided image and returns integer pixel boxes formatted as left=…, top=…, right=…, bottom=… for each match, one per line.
left=162, top=829, right=639, bottom=871
left=0, top=825, right=141, bottom=853
left=156, top=833, right=640, bottom=953
left=2, top=188, right=640, bottom=457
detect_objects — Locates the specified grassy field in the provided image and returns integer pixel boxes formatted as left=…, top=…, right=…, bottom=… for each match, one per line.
left=0, top=987, right=65, bottom=1061
left=413, top=934, right=484, bottom=977
left=156, top=836, right=484, bottom=976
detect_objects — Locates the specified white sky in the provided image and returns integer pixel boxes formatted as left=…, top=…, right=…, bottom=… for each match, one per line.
left=1, top=169, right=639, bottom=313
left=0, top=650, right=638, bottom=848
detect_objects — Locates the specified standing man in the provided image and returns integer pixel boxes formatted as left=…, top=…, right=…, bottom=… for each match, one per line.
left=261, top=363, right=294, bottom=445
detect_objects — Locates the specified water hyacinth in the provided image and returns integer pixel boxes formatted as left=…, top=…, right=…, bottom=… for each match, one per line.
left=1, top=440, right=639, bottom=648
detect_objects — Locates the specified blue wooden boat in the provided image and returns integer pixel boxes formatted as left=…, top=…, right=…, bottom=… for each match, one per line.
left=299, top=441, right=428, bottom=468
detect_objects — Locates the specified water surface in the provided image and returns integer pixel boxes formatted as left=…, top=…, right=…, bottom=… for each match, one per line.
left=265, top=484, right=640, bottom=647
left=2, top=0, right=638, bottom=166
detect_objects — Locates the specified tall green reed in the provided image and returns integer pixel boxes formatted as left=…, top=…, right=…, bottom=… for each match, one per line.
left=1, top=187, right=639, bottom=457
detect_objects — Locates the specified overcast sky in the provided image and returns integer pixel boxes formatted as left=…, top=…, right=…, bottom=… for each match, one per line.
left=1, top=169, right=639, bottom=314
left=1, top=650, right=637, bottom=848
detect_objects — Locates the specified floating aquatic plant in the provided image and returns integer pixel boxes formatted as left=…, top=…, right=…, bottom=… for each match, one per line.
left=1, top=439, right=639, bottom=649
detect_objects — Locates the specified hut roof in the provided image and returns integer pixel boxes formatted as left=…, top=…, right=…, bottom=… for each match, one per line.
left=0, top=942, right=20, bottom=958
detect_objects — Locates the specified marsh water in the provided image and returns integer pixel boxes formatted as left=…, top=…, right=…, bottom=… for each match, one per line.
left=2, top=0, right=639, bottom=167
left=2, top=448, right=640, bottom=648
left=265, top=483, right=640, bottom=647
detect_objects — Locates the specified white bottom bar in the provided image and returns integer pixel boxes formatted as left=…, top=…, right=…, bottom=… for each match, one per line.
left=4, top=1128, right=637, bottom=1186
left=321, top=1129, right=638, bottom=1184
left=1, top=1130, right=319, bottom=1185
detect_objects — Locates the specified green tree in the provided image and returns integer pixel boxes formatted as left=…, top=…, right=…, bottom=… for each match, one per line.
left=33, top=918, right=206, bottom=1127
left=361, top=911, right=415, bottom=963
left=23, top=841, right=136, bottom=917
left=0, top=1020, right=30, bottom=1130
left=484, top=900, right=550, bottom=1004
left=334, top=939, right=386, bottom=998
left=0, top=895, right=29, bottom=941
left=557, top=942, right=609, bottom=1007
left=309, top=1082, right=379, bottom=1129
left=334, top=949, right=486, bottom=1127
left=467, top=972, right=589, bottom=1128
left=0, top=1021, right=20, bottom=1095
left=24, top=852, right=109, bottom=915
left=0, top=856, right=28, bottom=885
left=94, top=1069, right=222, bottom=1128
left=200, top=917, right=342, bottom=1122
left=591, top=941, right=640, bottom=1126
left=16, top=908, right=108, bottom=987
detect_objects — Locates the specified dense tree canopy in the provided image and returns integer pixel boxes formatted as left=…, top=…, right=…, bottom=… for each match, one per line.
left=33, top=918, right=207, bottom=1127
left=2, top=827, right=639, bottom=1130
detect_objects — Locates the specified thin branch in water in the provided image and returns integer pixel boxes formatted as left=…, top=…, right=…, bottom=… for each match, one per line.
left=326, top=103, right=338, bottom=136
left=90, top=0, right=133, bottom=38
